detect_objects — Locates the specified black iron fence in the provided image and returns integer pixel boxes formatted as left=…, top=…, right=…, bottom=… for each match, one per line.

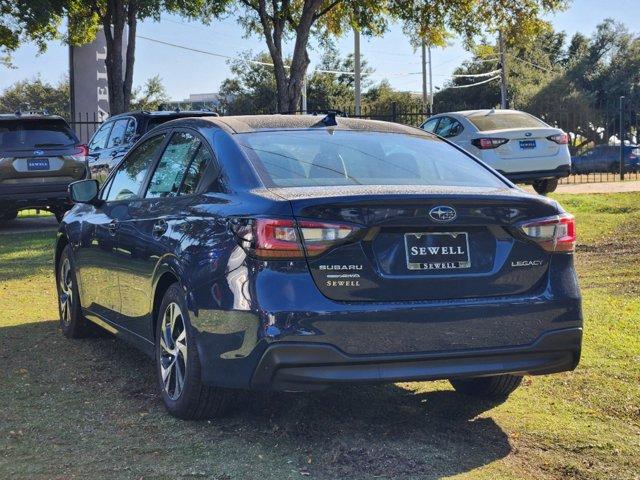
left=68, top=112, right=103, bottom=144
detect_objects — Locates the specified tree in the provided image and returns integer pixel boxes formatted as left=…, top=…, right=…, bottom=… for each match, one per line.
left=66, top=0, right=228, bottom=115
left=130, top=75, right=171, bottom=110
left=231, top=0, right=567, bottom=114
left=219, top=47, right=372, bottom=114
left=0, top=76, right=69, bottom=117
left=0, top=0, right=66, bottom=65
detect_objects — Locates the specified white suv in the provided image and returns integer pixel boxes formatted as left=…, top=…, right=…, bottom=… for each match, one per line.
left=420, top=109, right=571, bottom=194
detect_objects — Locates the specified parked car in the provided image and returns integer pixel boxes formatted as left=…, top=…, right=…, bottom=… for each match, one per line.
left=420, top=109, right=571, bottom=195
left=0, top=112, right=88, bottom=222
left=57, top=114, right=582, bottom=419
left=571, top=144, right=640, bottom=174
left=87, top=110, right=219, bottom=183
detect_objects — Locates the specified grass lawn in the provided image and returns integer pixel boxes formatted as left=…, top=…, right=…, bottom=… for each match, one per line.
left=0, top=192, right=638, bottom=480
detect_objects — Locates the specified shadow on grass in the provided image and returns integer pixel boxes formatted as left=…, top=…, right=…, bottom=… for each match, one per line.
left=1, top=320, right=511, bottom=480
left=0, top=231, right=56, bottom=282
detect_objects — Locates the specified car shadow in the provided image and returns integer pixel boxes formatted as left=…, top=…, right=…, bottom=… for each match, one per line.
left=2, top=320, right=512, bottom=480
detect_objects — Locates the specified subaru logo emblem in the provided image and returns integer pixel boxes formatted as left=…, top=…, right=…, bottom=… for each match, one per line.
left=33, top=149, right=44, bottom=156
left=429, top=206, right=457, bottom=222
left=525, top=132, right=532, bottom=137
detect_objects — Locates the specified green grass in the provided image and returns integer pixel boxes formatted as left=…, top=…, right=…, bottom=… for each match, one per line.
left=0, top=193, right=639, bottom=479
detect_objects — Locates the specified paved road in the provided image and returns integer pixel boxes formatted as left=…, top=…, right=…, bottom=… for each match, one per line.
left=0, top=216, right=58, bottom=235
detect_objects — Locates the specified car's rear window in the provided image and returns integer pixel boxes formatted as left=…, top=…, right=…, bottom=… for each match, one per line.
left=0, top=119, right=77, bottom=150
left=468, top=112, right=546, bottom=131
left=238, top=130, right=507, bottom=188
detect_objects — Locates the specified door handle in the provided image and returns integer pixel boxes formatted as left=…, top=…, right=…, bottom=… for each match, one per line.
left=152, top=219, right=168, bottom=237
left=108, top=220, right=119, bottom=236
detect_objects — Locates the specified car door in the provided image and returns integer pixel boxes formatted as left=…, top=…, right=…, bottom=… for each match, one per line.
left=103, top=118, right=136, bottom=170
left=87, top=120, right=114, bottom=183
left=76, top=133, right=168, bottom=325
left=115, top=129, right=217, bottom=340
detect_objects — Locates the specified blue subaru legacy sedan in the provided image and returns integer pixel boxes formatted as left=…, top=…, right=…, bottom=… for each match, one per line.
left=56, top=114, right=582, bottom=419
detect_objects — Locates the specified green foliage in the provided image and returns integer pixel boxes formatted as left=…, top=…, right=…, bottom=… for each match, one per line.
left=0, top=0, right=66, bottom=61
left=219, top=47, right=373, bottom=114
left=130, top=75, right=171, bottom=111
left=0, top=76, right=69, bottom=117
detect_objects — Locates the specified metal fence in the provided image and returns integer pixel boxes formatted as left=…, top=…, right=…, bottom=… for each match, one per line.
left=69, top=112, right=103, bottom=144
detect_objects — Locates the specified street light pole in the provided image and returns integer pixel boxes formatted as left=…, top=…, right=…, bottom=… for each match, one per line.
left=499, top=31, right=508, bottom=109
left=421, top=40, right=428, bottom=116
left=354, top=28, right=361, bottom=116
left=428, top=43, right=433, bottom=115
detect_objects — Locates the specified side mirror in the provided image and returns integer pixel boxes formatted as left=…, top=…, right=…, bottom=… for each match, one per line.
left=69, top=179, right=100, bottom=205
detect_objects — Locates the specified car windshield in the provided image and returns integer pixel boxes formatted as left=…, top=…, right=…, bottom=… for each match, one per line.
left=0, top=119, right=77, bottom=150
left=468, top=112, right=547, bottom=131
left=238, top=130, right=507, bottom=188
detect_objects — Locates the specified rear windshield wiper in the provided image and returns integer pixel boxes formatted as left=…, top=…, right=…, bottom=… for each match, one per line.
left=33, top=143, right=74, bottom=148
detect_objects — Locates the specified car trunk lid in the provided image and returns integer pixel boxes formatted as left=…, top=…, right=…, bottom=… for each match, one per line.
left=271, top=185, right=559, bottom=302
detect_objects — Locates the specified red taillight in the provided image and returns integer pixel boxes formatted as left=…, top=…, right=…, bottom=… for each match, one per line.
left=72, top=144, right=88, bottom=161
left=518, top=213, right=576, bottom=252
left=471, top=138, right=509, bottom=149
left=547, top=133, right=569, bottom=145
left=233, top=218, right=359, bottom=259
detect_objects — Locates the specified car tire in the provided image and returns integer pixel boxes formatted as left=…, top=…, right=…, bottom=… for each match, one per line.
left=0, top=209, right=18, bottom=222
left=155, top=283, right=231, bottom=419
left=57, top=245, right=89, bottom=338
left=449, top=374, right=523, bottom=398
left=532, top=178, right=558, bottom=195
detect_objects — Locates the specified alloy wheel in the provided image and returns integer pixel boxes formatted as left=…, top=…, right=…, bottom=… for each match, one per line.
left=159, top=302, right=188, bottom=400
left=59, top=258, right=73, bottom=325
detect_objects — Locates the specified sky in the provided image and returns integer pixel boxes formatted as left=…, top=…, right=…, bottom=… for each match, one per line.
left=1, top=0, right=639, bottom=100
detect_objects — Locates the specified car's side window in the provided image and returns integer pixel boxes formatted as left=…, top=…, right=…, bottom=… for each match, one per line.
left=181, top=144, right=214, bottom=195
left=107, top=119, right=130, bottom=148
left=421, top=117, right=439, bottom=133
left=123, top=118, right=137, bottom=145
left=104, top=134, right=166, bottom=202
left=89, top=121, right=113, bottom=150
left=145, top=132, right=201, bottom=199
left=435, top=117, right=463, bottom=138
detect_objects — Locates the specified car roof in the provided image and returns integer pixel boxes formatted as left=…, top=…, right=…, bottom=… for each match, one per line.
left=433, top=109, right=529, bottom=118
left=193, top=114, right=429, bottom=136
left=108, top=110, right=219, bottom=120
left=0, top=113, right=67, bottom=122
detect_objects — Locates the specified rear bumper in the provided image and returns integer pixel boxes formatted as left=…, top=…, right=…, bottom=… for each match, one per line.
left=0, top=182, right=73, bottom=210
left=498, top=164, right=571, bottom=183
left=251, top=327, right=582, bottom=391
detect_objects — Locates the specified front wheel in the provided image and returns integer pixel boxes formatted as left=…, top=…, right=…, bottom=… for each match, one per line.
left=156, top=284, right=231, bottom=419
left=450, top=374, right=523, bottom=399
left=57, top=245, right=89, bottom=338
left=532, top=178, right=558, bottom=195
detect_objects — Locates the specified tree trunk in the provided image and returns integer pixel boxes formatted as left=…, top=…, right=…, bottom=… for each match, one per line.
left=123, top=1, right=137, bottom=111
left=102, top=0, right=136, bottom=115
left=258, top=0, right=323, bottom=113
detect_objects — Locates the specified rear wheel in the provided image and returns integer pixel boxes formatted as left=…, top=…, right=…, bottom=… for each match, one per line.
left=532, top=178, right=558, bottom=195
left=450, top=374, right=523, bottom=399
left=57, top=245, right=89, bottom=338
left=156, top=284, right=231, bottom=419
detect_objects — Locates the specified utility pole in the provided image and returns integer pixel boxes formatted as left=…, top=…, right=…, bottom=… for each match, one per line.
left=301, top=75, right=307, bottom=113
left=421, top=40, right=428, bottom=115
left=354, top=28, right=361, bottom=116
left=428, top=43, right=433, bottom=115
left=499, top=31, right=508, bottom=109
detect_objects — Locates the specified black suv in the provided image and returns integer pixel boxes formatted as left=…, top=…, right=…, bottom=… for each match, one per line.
left=0, top=112, right=88, bottom=222
left=87, top=110, right=219, bottom=182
